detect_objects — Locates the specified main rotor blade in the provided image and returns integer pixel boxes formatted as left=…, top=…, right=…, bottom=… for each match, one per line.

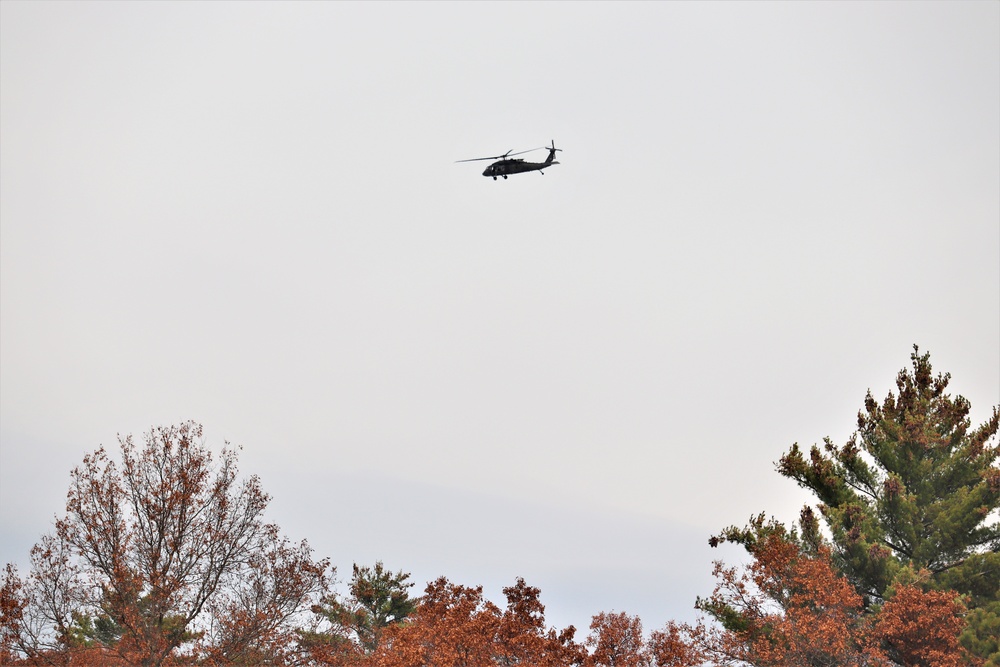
left=455, top=148, right=514, bottom=163
left=455, top=146, right=547, bottom=163
left=507, top=146, right=546, bottom=157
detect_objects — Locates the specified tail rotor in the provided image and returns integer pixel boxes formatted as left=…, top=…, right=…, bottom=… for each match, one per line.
left=544, top=139, right=562, bottom=165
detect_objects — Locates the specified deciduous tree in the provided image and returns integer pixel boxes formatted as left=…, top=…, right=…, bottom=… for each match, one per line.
left=495, top=577, right=583, bottom=667
left=674, top=514, right=972, bottom=666
left=372, top=576, right=582, bottom=667
left=585, top=611, right=649, bottom=667
left=647, top=623, right=703, bottom=667
left=872, top=582, right=968, bottom=667
left=0, top=422, right=331, bottom=666
left=375, top=577, right=499, bottom=667
left=696, top=516, right=874, bottom=666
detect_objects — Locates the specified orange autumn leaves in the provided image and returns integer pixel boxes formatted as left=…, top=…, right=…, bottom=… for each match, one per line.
left=874, top=586, right=969, bottom=667
left=0, top=424, right=977, bottom=667
left=331, top=544, right=970, bottom=667
left=373, top=577, right=580, bottom=667
left=308, top=543, right=969, bottom=667
left=1, top=423, right=330, bottom=667
left=2, top=360, right=989, bottom=667
left=676, top=525, right=970, bottom=666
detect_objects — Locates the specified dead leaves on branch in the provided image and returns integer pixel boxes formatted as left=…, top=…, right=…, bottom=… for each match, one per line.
left=2, top=422, right=330, bottom=667
left=681, top=525, right=973, bottom=666
left=1, top=383, right=986, bottom=667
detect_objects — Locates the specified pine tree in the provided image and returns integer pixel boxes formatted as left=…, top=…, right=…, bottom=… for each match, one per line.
left=310, top=561, right=416, bottom=655
left=777, top=346, right=999, bottom=663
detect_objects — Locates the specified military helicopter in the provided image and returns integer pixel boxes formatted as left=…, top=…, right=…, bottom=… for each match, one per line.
left=456, top=140, right=562, bottom=180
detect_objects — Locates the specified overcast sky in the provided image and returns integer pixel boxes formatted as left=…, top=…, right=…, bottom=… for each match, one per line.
left=2, top=1, right=998, bottom=633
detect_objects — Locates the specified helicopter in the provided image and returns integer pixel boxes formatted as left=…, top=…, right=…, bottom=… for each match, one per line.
left=456, top=140, right=562, bottom=180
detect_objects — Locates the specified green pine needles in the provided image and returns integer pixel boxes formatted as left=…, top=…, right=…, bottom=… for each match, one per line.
left=778, top=346, right=999, bottom=663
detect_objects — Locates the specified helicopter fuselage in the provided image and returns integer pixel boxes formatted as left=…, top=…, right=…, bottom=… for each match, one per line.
left=457, top=141, right=562, bottom=180
left=483, top=157, right=559, bottom=179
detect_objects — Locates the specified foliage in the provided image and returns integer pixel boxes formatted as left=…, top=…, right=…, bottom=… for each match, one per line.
left=375, top=577, right=501, bottom=667
left=647, top=623, right=704, bottom=667
left=370, top=576, right=583, bottom=667
left=585, top=611, right=649, bottom=667
left=696, top=516, right=874, bottom=665
left=873, top=583, right=969, bottom=667
left=495, top=577, right=582, bottom=667
left=0, top=422, right=331, bottom=666
left=4, top=346, right=995, bottom=667
left=67, top=609, right=123, bottom=647
left=675, top=515, right=973, bottom=666
left=300, top=562, right=416, bottom=665
left=776, top=346, right=999, bottom=661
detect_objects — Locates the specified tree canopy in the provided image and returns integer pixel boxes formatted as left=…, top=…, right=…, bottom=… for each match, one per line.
left=777, top=346, right=999, bottom=663
left=2, top=346, right=994, bottom=666
left=1, top=422, right=330, bottom=666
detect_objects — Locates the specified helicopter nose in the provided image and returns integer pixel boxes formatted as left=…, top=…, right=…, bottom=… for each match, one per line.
left=482, top=167, right=491, bottom=177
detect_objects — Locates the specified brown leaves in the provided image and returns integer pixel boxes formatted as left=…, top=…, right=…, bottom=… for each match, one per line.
left=362, top=577, right=583, bottom=667
left=677, top=527, right=974, bottom=667
left=375, top=577, right=499, bottom=667
left=203, top=537, right=330, bottom=665
left=0, top=565, right=28, bottom=657
left=872, top=585, right=969, bottom=667
left=2, top=422, right=331, bottom=667
left=2, top=409, right=984, bottom=667
left=585, top=612, right=649, bottom=667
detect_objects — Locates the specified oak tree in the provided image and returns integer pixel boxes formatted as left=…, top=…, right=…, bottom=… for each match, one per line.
left=375, top=577, right=500, bottom=667
left=647, top=623, right=703, bottom=667
left=0, top=422, right=331, bottom=666
left=872, top=581, right=968, bottom=667
left=495, top=577, right=583, bottom=667
left=585, top=611, right=649, bottom=667
left=372, top=576, right=582, bottom=667
left=696, top=516, right=873, bottom=666
left=679, top=514, right=972, bottom=666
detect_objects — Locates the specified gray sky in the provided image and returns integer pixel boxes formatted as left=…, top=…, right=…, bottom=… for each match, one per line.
left=2, top=1, right=998, bottom=633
